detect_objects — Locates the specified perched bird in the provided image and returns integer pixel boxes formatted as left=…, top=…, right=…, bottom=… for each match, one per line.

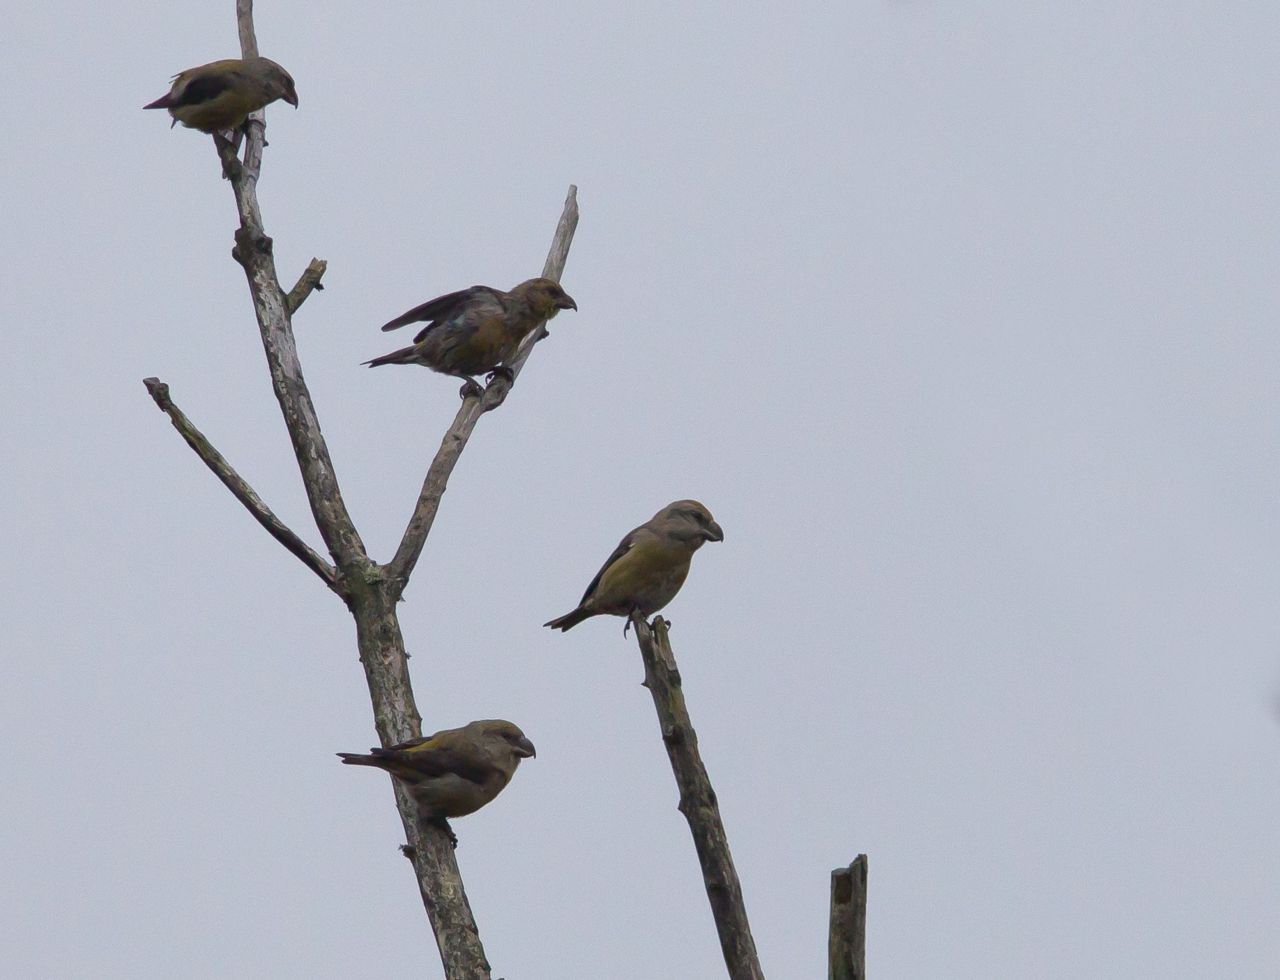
left=365, top=277, right=577, bottom=397
left=545, top=500, right=724, bottom=632
left=143, top=57, right=298, bottom=134
left=338, top=719, right=535, bottom=846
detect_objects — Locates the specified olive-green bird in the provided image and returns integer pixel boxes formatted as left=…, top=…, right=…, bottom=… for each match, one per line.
left=365, top=277, right=577, bottom=397
left=544, top=500, right=724, bottom=632
left=144, top=57, right=298, bottom=133
left=339, top=719, right=535, bottom=846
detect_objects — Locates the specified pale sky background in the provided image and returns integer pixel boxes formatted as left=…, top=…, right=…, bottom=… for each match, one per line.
left=3, top=2, right=1278, bottom=977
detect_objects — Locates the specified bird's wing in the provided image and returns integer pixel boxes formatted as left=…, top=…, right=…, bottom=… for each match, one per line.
left=167, top=62, right=249, bottom=108
left=374, top=730, right=493, bottom=785
left=379, top=286, right=505, bottom=336
left=579, top=526, right=648, bottom=605
left=145, top=73, right=231, bottom=110
left=409, top=288, right=507, bottom=346
left=178, top=74, right=236, bottom=107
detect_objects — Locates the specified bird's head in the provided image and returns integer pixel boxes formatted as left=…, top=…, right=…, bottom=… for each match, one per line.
left=654, top=500, right=724, bottom=548
left=514, top=277, right=577, bottom=319
left=259, top=57, right=299, bottom=107
left=470, top=719, right=537, bottom=761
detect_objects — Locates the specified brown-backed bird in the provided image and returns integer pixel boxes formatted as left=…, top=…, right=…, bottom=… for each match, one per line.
left=365, top=277, right=577, bottom=397
left=338, top=719, right=535, bottom=846
left=144, top=57, right=298, bottom=133
left=544, top=500, right=724, bottom=632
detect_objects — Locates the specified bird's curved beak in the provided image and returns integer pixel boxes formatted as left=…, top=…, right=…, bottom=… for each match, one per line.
left=514, top=736, right=537, bottom=759
left=704, top=521, right=724, bottom=542
left=284, top=90, right=299, bottom=108
left=557, top=293, right=578, bottom=311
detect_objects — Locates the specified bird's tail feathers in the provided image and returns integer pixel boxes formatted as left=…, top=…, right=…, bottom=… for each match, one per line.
left=543, top=607, right=592, bottom=632
left=337, top=752, right=386, bottom=767
left=363, top=345, right=420, bottom=368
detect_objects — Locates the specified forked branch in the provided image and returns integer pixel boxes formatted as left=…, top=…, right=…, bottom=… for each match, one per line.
left=148, top=5, right=585, bottom=977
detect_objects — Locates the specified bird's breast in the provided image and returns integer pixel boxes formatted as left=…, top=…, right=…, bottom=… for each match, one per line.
left=594, top=538, right=694, bottom=615
left=411, top=770, right=508, bottom=818
left=172, top=88, right=264, bottom=132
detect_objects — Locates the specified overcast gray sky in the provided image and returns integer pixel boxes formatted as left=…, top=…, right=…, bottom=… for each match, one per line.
left=3, top=1, right=1278, bottom=977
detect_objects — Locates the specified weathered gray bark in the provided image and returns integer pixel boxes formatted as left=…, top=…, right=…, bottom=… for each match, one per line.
left=141, top=377, right=338, bottom=590
left=286, top=258, right=328, bottom=314
left=829, top=855, right=868, bottom=980
left=630, top=615, right=766, bottom=980
left=142, top=3, right=579, bottom=977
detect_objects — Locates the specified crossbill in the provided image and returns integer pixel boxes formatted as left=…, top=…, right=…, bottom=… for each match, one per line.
left=144, top=57, right=298, bottom=133
left=339, top=719, right=535, bottom=846
left=365, top=277, right=577, bottom=397
left=544, top=500, right=724, bottom=632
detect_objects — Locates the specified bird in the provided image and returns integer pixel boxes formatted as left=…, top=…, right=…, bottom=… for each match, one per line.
left=143, top=57, right=298, bottom=134
left=365, top=277, right=577, bottom=397
left=338, top=719, right=535, bottom=847
left=544, top=500, right=724, bottom=632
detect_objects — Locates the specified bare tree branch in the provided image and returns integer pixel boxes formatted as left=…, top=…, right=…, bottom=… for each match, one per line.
left=385, top=185, right=580, bottom=595
left=236, top=0, right=260, bottom=59
left=223, top=4, right=364, bottom=571
left=150, top=7, right=578, bottom=975
left=346, top=584, right=492, bottom=978
left=221, top=4, right=493, bottom=975
left=829, top=856, right=868, bottom=980
left=142, top=377, right=340, bottom=591
left=539, top=186, right=581, bottom=281
left=286, top=258, right=327, bottom=314
left=631, top=614, right=766, bottom=980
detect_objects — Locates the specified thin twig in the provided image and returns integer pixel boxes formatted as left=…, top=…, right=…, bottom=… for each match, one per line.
left=142, top=377, right=340, bottom=591
left=631, top=614, right=766, bottom=980
left=540, top=186, right=580, bottom=280
left=829, top=856, right=868, bottom=980
left=286, top=258, right=328, bottom=314
left=486, top=185, right=582, bottom=393
left=385, top=185, right=580, bottom=595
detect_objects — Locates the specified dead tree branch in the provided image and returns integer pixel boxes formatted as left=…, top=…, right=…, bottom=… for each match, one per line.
left=286, top=258, right=328, bottom=313
left=631, top=614, right=766, bottom=980
left=829, top=856, right=868, bottom=980
left=142, top=3, right=579, bottom=977
left=386, top=186, right=579, bottom=596
left=142, top=376, right=339, bottom=590
left=222, top=8, right=487, bottom=976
